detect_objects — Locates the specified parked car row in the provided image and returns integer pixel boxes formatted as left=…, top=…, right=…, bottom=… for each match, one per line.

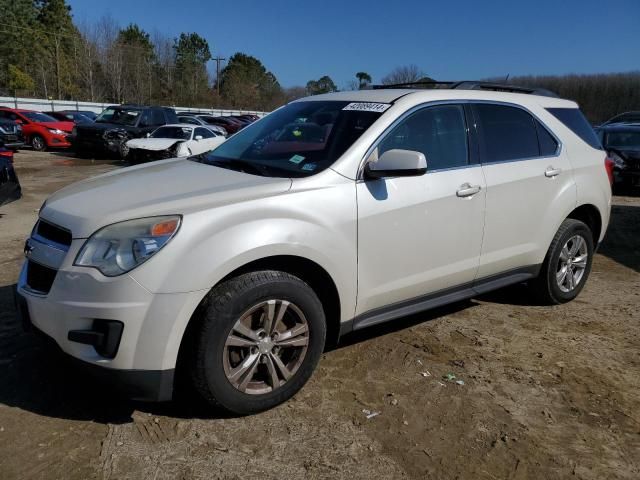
left=596, top=111, right=640, bottom=190
left=0, top=105, right=260, bottom=162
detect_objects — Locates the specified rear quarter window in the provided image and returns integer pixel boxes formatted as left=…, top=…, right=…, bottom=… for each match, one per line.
left=547, top=108, right=603, bottom=150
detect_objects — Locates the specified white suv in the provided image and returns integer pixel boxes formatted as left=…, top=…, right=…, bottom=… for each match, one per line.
left=15, top=83, right=612, bottom=414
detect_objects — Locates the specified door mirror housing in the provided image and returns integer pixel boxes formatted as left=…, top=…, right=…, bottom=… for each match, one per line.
left=195, top=135, right=203, bottom=141
left=146, top=133, right=151, bottom=138
left=364, top=149, right=427, bottom=179
left=14, top=119, right=23, bottom=125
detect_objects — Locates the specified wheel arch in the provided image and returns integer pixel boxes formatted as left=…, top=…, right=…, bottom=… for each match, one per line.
left=175, top=254, right=342, bottom=390
left=566, top=203, right=602, bottom=246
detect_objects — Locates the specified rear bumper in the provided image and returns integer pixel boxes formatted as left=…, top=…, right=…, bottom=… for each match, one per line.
left=15, top=287, right=175, bottom=402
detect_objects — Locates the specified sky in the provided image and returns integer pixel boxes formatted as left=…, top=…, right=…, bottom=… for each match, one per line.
left=67, top=0, right=640, bottom=88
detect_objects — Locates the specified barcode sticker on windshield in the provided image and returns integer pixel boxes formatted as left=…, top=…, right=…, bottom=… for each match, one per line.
left=342, top=102, right=391, bottom=113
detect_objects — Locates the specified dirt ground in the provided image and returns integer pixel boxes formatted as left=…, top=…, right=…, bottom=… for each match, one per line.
left=0, top=150, right=638, bottom=480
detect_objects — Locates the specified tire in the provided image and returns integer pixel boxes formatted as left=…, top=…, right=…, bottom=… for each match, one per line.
left=31, top=135, right=46, bottom=151
left=118, top=141, right=130, bottom=160
left=191, top=271, right=326, bottom=415
left=529, top=219, right=594, bottom=305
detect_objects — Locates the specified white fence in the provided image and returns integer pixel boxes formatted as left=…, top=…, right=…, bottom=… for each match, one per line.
left=0, top=96, right=268, bottom=117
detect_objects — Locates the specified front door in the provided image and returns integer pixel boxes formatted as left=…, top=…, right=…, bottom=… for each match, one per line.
left=356, top=104, right=486, bottom=316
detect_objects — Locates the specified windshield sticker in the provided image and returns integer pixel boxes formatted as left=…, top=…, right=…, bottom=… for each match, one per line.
left=289, top=154, right=305, bottom=164
left=342, top=102, right=391, bottom=113
left=301, top=163, right=317, bottom=171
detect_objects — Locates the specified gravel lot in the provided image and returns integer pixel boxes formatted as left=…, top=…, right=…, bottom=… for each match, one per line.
left=0, top=150, right=639, bottom=480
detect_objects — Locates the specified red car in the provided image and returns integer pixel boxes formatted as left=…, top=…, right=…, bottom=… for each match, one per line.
left=0, top=107, right=74, bottom=151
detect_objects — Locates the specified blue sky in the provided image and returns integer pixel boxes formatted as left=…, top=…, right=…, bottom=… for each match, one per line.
left=67, top=0, right=640, bottom=88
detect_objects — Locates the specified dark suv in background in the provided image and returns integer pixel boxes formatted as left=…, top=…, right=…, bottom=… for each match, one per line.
left=0, top=118, right=24, bottom=150
left=71, top=105, right=178, bottom=158
left=596, top=112, right=640, bottom=191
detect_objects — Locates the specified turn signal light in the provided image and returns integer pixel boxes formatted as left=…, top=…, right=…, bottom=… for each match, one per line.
left=151, top=219, right=180, bottom=236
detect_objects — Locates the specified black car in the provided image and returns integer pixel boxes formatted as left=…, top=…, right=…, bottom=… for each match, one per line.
left=47, top=111, right=94, bottom=124
left=71, top=105, right=178, bottom=158
left=0, top=118, right=25, bottom=150
left=596, top=121, right=640, bottom=189
left=0, top=145, right=21, bottom=206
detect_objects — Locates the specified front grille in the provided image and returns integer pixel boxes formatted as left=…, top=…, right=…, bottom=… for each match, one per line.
left=26, top=260, right=57, bottom=294
left=36, top=220, right=72, bottom=247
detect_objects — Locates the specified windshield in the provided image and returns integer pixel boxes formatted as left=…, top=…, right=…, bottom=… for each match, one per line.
left=95, top=108, right=141, bottom=126
left=606, top=131, right=640, bottom=149
left=194, top=101, right=387, bottom=177
left=22, top=111, right=57, bottom=123
left=151, top=126, right=192, bottom=140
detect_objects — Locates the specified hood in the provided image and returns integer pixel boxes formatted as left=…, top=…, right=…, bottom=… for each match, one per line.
left=127, top=137, right=180, bottom=151
left=40, top=159, right=292, bottom=238
left=40, top=121, right=74, bottom=133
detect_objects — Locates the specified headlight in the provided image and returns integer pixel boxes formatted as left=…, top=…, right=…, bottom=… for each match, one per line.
left=48, top=128, right=65, bottom=135
left=75, top=216, right=181, bottom=276
left=0, top=125, right=7, bottom=134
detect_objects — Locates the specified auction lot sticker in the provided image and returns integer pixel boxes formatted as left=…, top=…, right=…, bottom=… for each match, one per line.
left=342, top=102, right=391, bottom=113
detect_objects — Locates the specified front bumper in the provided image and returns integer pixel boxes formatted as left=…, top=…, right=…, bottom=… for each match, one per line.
left=15, top=290, right=174, bottom=401
left=15, top=234, right=207, bottom=401
left=47, top=133, right=71, bottom=148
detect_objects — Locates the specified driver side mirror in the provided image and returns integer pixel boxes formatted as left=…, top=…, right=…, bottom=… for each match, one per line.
left=195, top=135, right=203, bottom=141
left=14, top=119, right=23, bottom=125
left=364, top=149, right=427, bottom=179
left=145, top=133, right=151, bottom=138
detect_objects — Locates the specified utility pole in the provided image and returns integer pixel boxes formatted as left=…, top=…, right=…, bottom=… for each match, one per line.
left=212, top=56, right=226, bottom=95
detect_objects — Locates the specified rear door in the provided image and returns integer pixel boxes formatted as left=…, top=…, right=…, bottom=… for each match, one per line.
left=356, top=103, right=486, bottom=316
left=472, top=103, right=575, bottom=279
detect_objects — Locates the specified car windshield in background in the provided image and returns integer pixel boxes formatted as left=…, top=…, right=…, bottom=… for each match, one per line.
left=151, top=126, right=192, bottom=140
left=606, top=131, right=640, bottom=149
left=95, top=108, right=141, bottom=126
left=194, top=101, right=387, bottom=177
left=22, top=112, right=57, bottom=123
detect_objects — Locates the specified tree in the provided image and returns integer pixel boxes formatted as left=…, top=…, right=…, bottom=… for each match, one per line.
left=174, top=32, right=212, bottom=106
left=35, top=0, right=80, bottom=99
left=306, top=75, right=337, bottom=95
left=381, top=65, right=433, bottom=85
left=0, top=0, right=39, bottom=93
left=219, top=53, right=283, bottom=110
left=116, top=24, right=155, bottom=104
left=8, top=65, right=35, bottom=94
left=356, top=71, right=372, bottom=89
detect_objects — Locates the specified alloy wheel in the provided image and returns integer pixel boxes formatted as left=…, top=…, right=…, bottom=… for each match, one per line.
left=223, top=299, right=310, bottom=395
left=556, top=234, right=588, bottom=293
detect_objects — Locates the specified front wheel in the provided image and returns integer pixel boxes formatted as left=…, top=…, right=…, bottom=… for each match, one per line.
left=191, top=271, right=326, bottom=415
left=529, top=219, right=594, bottom=304
left=31, top=135, right=46, bottom=151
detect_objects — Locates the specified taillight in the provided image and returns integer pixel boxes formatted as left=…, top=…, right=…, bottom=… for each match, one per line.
left=604, top=156, right=614, bottom=185
left=0, top=150, right=13, bottom=163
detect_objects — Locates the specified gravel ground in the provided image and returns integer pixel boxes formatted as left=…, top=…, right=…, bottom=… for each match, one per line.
left=0, top=150, right=638, bottom=480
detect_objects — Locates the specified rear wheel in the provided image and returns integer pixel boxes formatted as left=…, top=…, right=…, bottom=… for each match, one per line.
left=191, top=271, right=326, bottom=414
left=31, top=135, right=46, bottom=151
left=529, top=219, right=594, bottom=304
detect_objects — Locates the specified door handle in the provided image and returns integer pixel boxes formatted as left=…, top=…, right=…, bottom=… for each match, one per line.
left=456, top=183, right=482, bottom=198
left=545, top=166, right=562, bottom=178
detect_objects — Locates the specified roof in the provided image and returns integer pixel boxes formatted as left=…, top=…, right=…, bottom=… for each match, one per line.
left=295, top=88, right=576, bottom=108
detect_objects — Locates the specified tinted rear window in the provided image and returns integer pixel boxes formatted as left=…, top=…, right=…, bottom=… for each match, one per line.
left=474, top=104, right=539, bottom=162
left=547, top=108, right=602, bottom=150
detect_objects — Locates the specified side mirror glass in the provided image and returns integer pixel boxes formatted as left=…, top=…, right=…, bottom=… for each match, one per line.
left=364, top=149, right=427, bottom=179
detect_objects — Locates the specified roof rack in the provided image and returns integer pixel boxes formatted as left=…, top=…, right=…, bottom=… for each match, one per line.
left=371, top=80, right=559, bottom=98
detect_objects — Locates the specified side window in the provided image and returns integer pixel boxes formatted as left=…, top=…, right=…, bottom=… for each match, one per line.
left=474, top=104, right=539, bottom=162
left=378, top=105, right=468, bottom=171
left=151, top=109, right=166, bottom=126
left=546, top=107, right=602, bottom=150
left=535, top=120, right=559, bottom=156
left=195, top=127, right=214, bottom=139
left=139, top=111, right=152, bottom=127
